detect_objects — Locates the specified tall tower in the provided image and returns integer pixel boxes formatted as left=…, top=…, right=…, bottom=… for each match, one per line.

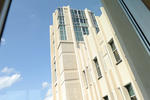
left=50, top=6, right=143, bottom=100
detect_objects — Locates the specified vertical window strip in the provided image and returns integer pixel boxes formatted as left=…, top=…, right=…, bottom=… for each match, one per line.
left=54, top=61, right=57, bottom=82
left=125, top=83, right=137, bottom=100
left=71, top=9, right=89, bottom=41
left=93, top=57, right=102, bottom=79
left=74, top=26, right=83, bottom=41
left=83, top=70, right=88, bottom=89
left=90, top=12, right=99, bottom=33
left=103, top=95, right=109, bottom=100
left=53, top=40, right=55, bottom=57
left=59, top=25, right=67, bottom=40
left=82, top=27, right=89, bottom=35
left=58, top=8, right=67, bottom=40
left=109, top=40, right=121, bottom=64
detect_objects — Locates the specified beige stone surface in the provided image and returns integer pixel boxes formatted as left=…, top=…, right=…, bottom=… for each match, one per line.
left=50, top=6, right=143, bottom=100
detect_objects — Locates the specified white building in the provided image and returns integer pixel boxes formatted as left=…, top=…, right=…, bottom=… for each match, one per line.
left=50, top=6, right=144, bottom=100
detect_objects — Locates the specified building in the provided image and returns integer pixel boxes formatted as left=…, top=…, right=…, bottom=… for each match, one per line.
left=50, top=6, right=143, bottom=100
left=101, top=0, right=150, bottom=100
left=0, top=0, right=12, bottom=41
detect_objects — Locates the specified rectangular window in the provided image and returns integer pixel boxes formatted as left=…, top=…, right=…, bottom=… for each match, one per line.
left=59, top=25, right=67, bottom=40
left=58, top=16, right=65, bottom=25
left=125, top=83, right=137, bottom=100
left=54, top=61, right=57, bottom=82
left=93, top=57, right=102, bottom=79
left=103, top=95, right=109, bottom=100
left=109, top=39, right=121, bottom=64
left=90, top=12, right=99, bottom=33
left=74, top=26, right=83, bottom=41
left=71, top=9, right=89, bottom=38
left=53, top=40, right=55, bottom=57
left=83, top=70, right=88, bottom=89
left=96, top=27, right=99, bottom=33
left=82, top=27, right=89, bottom=35
left=57, top=8, right=63, bottom=16
left=58, top=8, right=67, bottom=40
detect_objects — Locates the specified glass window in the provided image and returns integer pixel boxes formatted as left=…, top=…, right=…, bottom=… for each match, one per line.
left=83, top=70, right=88, bottom=89
left=80, top=19, right=83, bottom=23
left=74, top=26, right=84, bottom=41
left=81, top=11, right=86, bottom=18
left=74, top=10, right=77, bottom=14
left=93, top=57, right=102, bottom=79
left=82, top=27, right=89, bottom=35
left=71, top=10, right=78, bottom=17
left=75, top=31, right=83, bottom=41
left=109, top=40, right=121, bottom=64
left=71, top=9, right=89, bottom=40
left=125, top=83, right=137, bottom=100
left=54, top=61, right=57, bottom=82
left=58, top=16, right=65, bottom=25
left=53, top=40, right=55, bottom=57
left=58, top=8, right=67, bottom=40
left=96, top=27, right=99, bottom=33
left=90, top=12, right=99, bottom=33
left=103, top=96, right=109, bottom=100
left=58, top=8, right=63, bottom=16
left=59, top=25, right=67, bottom=40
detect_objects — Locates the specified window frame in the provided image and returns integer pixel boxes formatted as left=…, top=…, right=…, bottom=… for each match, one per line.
left=90, top=12, right=100, bottom=33
left=83, top=70, right=88, bottom=89
left=125, top=83, right=137, bottom=100
left=103, top=95, right=109, bottom=100
left=54, top=61, right=57, bottom=82
left=58, top=25, right=67, bottom=40
left=93, top=57, right=102, bottom=79
left=109, top=39, right=122, bottom=65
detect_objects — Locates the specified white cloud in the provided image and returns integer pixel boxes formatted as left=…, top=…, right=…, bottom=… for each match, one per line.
left=1, top=38, right=6, bottom=45
left=42, top=82, right=49, bottom=89
left=0, top=74, right=21, bottom=90
left=44, top=88, right=53, bottom=100
left=1, top=67, right=15, bottom=74
left=44, top=95, right=53, bottom=100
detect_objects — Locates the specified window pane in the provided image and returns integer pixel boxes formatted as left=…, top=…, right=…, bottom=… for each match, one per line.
left=125, top=84, right=136, bottom=97
left=109, top=40, right=121, bottom=63
left=113, top=50, right=121, bottom=62
left=93, top=57, right=102, bottom=78
left=54, top=62, right=57, bottom=82
left=82, top=27, right=89, bottom=35
left=103, top=96, right=109, bottom=100
left=110, top=40, right=116, bottom=51
left=58, top=16, right=64, bottom=25
left=90, top=12, right=99, bottom=33
left=83, top=70, right=88, bottom=89
left=96, top=27, right=99, bottom=33
left=59, top=25, right=67, bottom=40
left=131, top=96, right=137, bottom=100
left=71, top=9, right=89, bottom=40
left=74, top=26, right=83, bottom=41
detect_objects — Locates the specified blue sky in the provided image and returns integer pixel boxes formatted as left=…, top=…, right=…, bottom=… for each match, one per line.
left=0, top=0, right=102, bottom=100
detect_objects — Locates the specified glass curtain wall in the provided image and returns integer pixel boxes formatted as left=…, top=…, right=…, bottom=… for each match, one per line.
left=57, top=8, right=67, bottom=40
left=71, top=9, right=89, bottom=41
